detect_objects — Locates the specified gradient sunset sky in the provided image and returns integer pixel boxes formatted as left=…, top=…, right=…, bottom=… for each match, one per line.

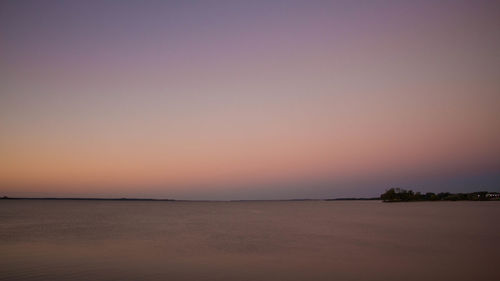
left=1, top=0, right=499, bottom=199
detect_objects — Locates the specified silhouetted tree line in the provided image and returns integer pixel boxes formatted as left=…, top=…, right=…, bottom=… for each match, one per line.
left=381, top=188, right=496, bottom=202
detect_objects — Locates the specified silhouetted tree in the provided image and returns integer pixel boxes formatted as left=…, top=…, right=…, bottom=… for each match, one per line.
left=381, top=189, right=498, bottom=202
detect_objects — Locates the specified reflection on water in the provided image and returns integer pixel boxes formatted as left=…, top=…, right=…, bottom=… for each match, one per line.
left=1, top=200, right=499, bottom=281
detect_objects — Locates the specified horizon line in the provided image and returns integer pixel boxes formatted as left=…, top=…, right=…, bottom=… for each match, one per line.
left=0, top=196, right=381, bottom=202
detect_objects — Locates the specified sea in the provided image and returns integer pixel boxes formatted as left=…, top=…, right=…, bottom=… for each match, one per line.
left=1, top=200, right=499, bottom=281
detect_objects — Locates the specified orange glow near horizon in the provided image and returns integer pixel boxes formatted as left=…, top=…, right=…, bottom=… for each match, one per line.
left=1, top=1, right=499, bottom=199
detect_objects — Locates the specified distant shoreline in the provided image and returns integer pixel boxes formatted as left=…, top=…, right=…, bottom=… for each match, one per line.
left=0, top=197, right=176, bottom=201
left=380, top=188, right=500, bottom=202
left=2, top=194, right=498, bottom=202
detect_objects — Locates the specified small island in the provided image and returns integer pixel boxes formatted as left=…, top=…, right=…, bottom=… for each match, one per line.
left=381, top=188, right=500, bottom=202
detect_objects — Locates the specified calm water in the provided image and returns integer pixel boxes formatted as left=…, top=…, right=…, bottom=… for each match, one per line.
left=1, top=200, right=499, bottom=281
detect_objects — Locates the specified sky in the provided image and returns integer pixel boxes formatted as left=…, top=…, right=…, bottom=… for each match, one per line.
left=1, top=0, right=499, bottom=200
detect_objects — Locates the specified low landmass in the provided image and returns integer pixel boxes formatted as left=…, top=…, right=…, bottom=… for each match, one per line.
left=381, top=188, right=500, bottom=202
left=324, top=197, right=380, bottom=201
left=0, top=196, right=175, bottom=201
left=2, top=191, right=499, bottom=202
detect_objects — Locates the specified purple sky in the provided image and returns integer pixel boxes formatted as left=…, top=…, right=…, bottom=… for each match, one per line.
left=1, top=0, right=499, bottom=199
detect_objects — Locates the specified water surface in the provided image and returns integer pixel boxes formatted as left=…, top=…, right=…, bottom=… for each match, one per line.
left=1, top=200, right=499, bottom=280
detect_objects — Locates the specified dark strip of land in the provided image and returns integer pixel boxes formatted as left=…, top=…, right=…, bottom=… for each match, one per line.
left=1, top=191, right=498, bottom=202
left=381, top=188, right=500, bottom=202
left=0, top=197, right=175, bottom=201
left=0, top=197, right=379, bottom=201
